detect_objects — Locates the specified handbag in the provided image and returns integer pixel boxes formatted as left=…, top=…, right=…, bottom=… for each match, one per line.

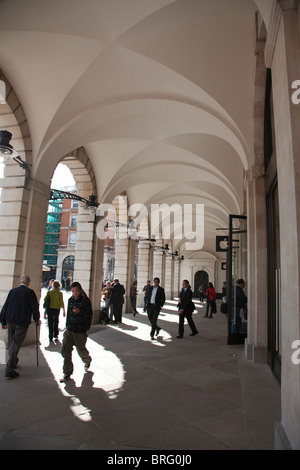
left=43, top=292, right=50, bottom=309
left=220, top=302, right=228, bottom=314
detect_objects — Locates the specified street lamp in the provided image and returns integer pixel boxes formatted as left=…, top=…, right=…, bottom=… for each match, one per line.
left=0, top=130, right=31, bottom=187
left=50, top=188, right=99, bottom=215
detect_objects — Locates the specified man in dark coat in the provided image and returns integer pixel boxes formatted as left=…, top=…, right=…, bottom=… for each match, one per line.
left=231, top=279, right=247, bottom=334
left=0, top=275, right=40, bottom=378
left=177, top=280, right=198, bottom=338
left=60, top=281, right=93, bottom=382
left=109, top=278, right=125, bottom=324
left=146, top=277, right=165, bottom=339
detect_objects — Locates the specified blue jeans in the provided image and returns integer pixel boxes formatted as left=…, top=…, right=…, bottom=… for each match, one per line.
left=131, top=296, right=137, bottom=312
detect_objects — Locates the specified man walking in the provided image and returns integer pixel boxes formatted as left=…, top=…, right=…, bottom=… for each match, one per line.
left=231, top=279, right=247, bottom=334
left=146, top=277, right=165, bottom=340
left=0, top=275, right=40, bottom=378
left=177, top=280, right=198, bottom=338
left=109, top=278, right=125, bottom=324
left=60, top=282, right=93, bottom=382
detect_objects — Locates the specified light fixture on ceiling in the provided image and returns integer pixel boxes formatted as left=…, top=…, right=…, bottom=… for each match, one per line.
left=0, top=129, right=31, bottom=187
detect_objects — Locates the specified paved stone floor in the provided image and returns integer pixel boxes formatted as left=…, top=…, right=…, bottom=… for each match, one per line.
left=0, top=292, right=281, bottom=452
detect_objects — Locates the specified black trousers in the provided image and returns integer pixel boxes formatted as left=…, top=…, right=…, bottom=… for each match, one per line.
left=112, top=303, right=123, bottom=323
left=147, top=303, right=160, bottom=337
left=178, top=310, right=198, bottom=337
left=47, top=308, right=60, bottom=340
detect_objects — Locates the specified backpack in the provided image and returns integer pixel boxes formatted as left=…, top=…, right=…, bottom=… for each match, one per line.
left=43, top=292, right=50, bottom=309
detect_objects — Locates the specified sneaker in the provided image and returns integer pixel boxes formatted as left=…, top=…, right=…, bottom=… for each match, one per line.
left=59, top=374, right=71, bottom=383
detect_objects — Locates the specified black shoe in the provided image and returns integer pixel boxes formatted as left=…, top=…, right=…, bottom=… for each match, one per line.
left=189, top=332, right=199, bottom=336
left=5, top=370, right=19, bottom=379
left=155, top=327, right=161, bottom=336
left=150, top=336, right=155, bottom=340
left=60, top=374, right=71, bottom=383
left=203, top=315, right=208, bottom=318
left=176, top=335, right=183, bottom=339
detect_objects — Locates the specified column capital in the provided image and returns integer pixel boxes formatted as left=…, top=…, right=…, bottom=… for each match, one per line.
left=30, top=179, right=51, bottom=198
left=245, top=164, right=265, bottom=182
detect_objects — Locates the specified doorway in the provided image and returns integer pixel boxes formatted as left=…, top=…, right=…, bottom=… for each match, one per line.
left=194, top=270, right=209, bottom=298
left=264, top=69, right=281, bottom=383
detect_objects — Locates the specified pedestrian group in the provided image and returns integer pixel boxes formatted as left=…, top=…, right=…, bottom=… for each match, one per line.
left=0, top=274, right=247, bottom=382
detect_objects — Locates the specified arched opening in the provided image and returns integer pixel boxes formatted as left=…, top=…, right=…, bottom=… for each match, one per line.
left=194, top=270, right=209, bottom=299
left=61, top=255, right=75, bottom=289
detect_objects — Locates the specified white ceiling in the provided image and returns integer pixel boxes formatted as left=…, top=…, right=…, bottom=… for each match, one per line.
left=0, top=0, right=275, bottom=256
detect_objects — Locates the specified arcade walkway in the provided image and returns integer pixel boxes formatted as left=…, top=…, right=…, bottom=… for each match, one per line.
left=0, top=294, right=280, bottom=451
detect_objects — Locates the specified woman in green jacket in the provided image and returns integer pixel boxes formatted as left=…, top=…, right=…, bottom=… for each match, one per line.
left=44, top=280, right=65, bottom=344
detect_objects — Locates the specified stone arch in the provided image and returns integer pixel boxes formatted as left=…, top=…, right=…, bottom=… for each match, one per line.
left=0, top=71, right=40, bottom=346
left=54, top=147, right=102, bottom=320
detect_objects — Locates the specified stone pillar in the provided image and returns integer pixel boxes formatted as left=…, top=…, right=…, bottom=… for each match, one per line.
left=89, top=235, right=104, bottom=324
left=152, top=247, right=163, bottom=282
left=0, top=163, right=31, bottom=347
left=164, top=254, right=172, bottom=300
left=136, top=241, right=150, bottom=307
left=0, top=162, right=32, bottom=302
left=265, top=1, right=300, bottom=450
left=0, top=174, right=50, bottom=346
left=245, top=165, right=268, bottom=362
left=73, top=204, right=95, bottom=296
left=173, top=259, right=180, bottom=298
left=21, top=179, right=50, bottom=345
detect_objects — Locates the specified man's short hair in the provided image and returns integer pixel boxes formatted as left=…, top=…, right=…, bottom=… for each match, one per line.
left=153, top=277, right=160, bottom=283
left=20, top=274, right=30, bottom=284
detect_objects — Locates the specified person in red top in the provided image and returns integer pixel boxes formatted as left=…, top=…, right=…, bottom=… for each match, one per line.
left=204, top=282, right=216, bottom=318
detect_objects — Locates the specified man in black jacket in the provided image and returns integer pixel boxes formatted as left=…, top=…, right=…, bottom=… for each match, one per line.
left=146, top=277, right=165, bottom=339
left=109, top=278, right=125, bottom=324
left=60, top=282, right=93, bottom=382
left=177, top=280, right=198, bottom=338
left=0, top=275, right=40, bottom=378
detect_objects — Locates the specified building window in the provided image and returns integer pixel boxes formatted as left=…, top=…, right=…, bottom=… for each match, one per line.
left=69, top=232, right=76, bottom=245
left=70, top=215, right=77, bottom=227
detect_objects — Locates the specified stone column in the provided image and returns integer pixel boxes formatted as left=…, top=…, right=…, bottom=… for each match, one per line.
left=0, top=162, right=31, bottom=303
left=265, top=1, right=300, bottom=450
left=73, top=204, right=95, bottom=296
left=245, top=165, right=268, bottom=362
left=164, top=253, right=172, bottom=300
left=136, top=241, right=150, bottom=307
left=152, top=247, right=163, bottom=282
left=173, top=259, right=180, bottom=298
left=89, top=235, right=104, bottom=324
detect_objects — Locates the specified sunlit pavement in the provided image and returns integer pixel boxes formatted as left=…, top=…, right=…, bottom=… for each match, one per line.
left=0, top=291, right=281, bottom=451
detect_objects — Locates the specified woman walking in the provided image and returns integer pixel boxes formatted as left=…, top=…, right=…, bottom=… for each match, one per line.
left=44, top=280, right=65, bottom=343
left=204, top=282, right=216, bottom=318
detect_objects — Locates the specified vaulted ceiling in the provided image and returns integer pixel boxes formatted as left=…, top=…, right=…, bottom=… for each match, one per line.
left=0, top=0, right=276, bottom=256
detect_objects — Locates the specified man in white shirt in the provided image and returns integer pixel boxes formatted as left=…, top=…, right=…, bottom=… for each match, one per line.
left=146, top=277, right=165, bottom=339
